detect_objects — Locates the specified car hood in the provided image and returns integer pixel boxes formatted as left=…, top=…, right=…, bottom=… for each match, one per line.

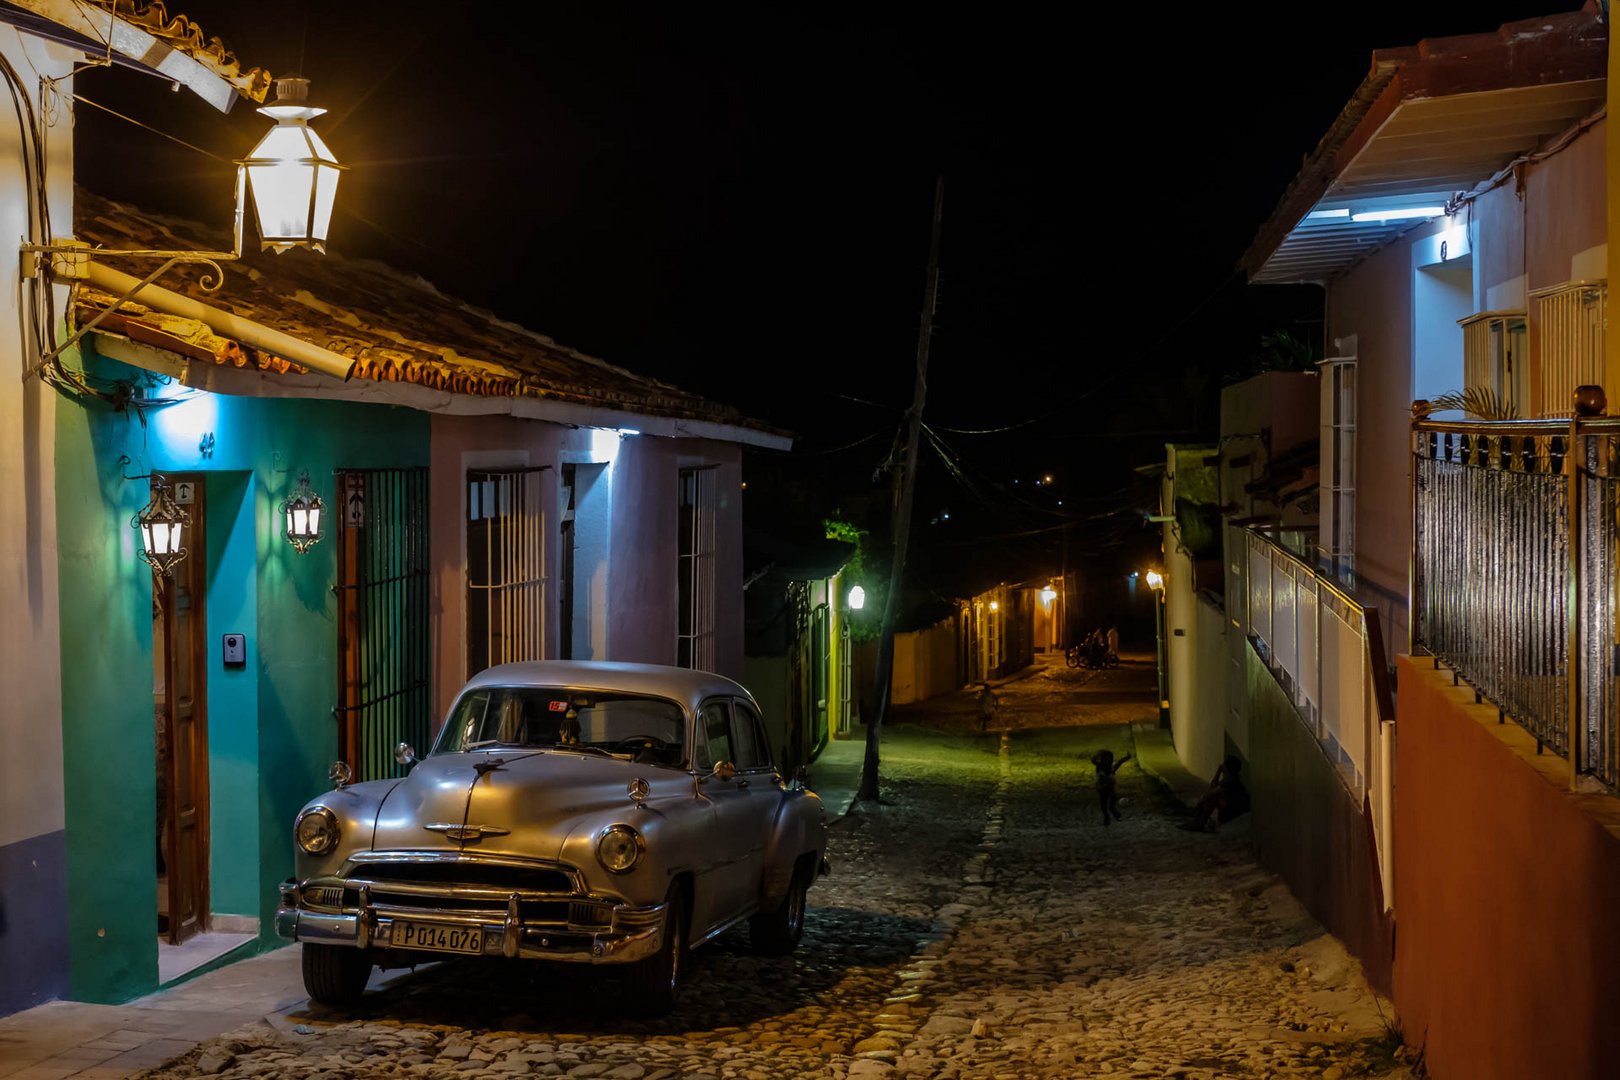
left=371, top=750, right=675, bottom=861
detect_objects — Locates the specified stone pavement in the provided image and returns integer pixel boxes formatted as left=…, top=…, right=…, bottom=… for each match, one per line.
left=1, top=668, right=1415, bottom=1080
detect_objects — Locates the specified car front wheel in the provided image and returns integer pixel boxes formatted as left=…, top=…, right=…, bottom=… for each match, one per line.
left=625, top=885, right=686, bottom=1017
left=301, top=942, right=372, bottom=1005
left=749, top=863, right=808, bottom=956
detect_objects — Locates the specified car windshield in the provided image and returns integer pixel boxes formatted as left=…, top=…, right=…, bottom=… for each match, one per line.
left=434, top=687, right=688, bottom=767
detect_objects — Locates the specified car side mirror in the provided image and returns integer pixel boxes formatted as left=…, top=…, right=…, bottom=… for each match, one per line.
left=394, top=742, right=417, bottom=768
left=699, top=760, right=736, bottom=784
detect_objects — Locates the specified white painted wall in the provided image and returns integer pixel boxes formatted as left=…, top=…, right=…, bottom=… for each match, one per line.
left=1412, top=254, right=1473, bottom=404
left=0, top=29, right=73, bottom=852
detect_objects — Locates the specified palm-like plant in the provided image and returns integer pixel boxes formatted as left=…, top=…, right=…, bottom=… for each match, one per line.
left=1419, top=387, right=1519, bottom=421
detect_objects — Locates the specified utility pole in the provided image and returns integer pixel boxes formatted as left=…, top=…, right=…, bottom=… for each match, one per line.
left=859, top=175, right=943, bottom=803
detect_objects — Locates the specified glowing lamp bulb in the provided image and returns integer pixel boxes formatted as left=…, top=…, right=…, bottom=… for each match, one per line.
left=1040, top=586, right=1057, bottom=604
left=1145, top=569, right=1164, bottom=591
left=847, top=585, right=866, bottom=610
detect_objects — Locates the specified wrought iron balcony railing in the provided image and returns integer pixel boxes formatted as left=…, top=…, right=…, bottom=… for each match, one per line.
left=1411, top=389, right=1620, bottom=791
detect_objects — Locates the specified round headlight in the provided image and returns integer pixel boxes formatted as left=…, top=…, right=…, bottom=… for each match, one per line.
left=596, top=824, right=643, bottom=874
left=295, top=806, right=340, bottom=855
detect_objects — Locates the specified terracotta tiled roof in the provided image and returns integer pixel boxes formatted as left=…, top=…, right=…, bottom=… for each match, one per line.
left=72, top=187, right=779, bottom=434
left=80, top=1, right=272, bottom=102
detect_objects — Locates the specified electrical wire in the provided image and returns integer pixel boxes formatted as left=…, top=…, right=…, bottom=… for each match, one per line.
left=71, top=93, right=232, bottom=163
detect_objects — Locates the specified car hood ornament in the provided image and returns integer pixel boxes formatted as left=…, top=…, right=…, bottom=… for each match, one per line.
left=424, top=822, right=511, bottom=842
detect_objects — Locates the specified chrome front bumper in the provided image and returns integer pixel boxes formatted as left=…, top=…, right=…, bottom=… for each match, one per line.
left=276, top=879, right=665, bottom=964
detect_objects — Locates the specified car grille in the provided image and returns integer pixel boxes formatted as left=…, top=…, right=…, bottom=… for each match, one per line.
left=307, top=858, right=613, bottom=931
left=353, top=861, right=574, bottom=893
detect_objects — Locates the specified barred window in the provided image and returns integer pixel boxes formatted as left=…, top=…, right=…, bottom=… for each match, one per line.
left=467, top=467, right=547, bottom=677
left=677, top=467, right=717, bottom=670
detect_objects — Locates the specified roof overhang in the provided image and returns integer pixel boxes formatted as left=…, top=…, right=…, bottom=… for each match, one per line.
left=0, top=0, right=268, bottom=111
left=90, top=330, right=795, bottom=451
left=1242, top=10, right=1607, bottom=286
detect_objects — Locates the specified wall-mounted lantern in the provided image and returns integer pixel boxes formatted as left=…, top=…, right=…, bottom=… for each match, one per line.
left=241, top=77, right=345, bottom=253
left=134, top=475, right=189, bottom=576
left=22, top=77, right=346, bottom=384
left=847, top=584, right=866, bottom=610
left=282, top=470, right=325, bottom=554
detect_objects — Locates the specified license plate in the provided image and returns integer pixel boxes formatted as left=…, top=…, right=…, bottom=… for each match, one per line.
left=394, top=921, right=485, bottom=955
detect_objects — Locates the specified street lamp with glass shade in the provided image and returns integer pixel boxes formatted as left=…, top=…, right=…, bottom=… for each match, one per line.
left=847, top=584, right=866, bottom=610
left=282, top=471, right=325, bottom=554
left=1144, top=568, right=1169, bottom=725
left=240, top=76, right=345, bottom=253
left=134, top=477, right=190, bottom=576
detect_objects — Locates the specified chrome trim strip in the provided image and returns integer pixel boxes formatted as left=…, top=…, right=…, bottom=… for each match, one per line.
left=272, top=904, right=665, bottom=964
left=690, top=905, right=757, bottom=949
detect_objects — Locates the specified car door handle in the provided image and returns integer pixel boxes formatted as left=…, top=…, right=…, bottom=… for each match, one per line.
left=736, top=777, right=750, bottom=789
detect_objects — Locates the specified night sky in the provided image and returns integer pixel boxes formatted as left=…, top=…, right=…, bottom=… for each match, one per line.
left=72, top=1, right=1579, bottom=608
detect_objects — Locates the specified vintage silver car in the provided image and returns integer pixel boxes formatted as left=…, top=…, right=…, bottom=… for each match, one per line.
left=276, top=660, right=829, bottom=1015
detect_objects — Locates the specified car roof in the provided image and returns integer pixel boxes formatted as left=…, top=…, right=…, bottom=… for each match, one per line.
left=457, top=660, right=754, bottom=714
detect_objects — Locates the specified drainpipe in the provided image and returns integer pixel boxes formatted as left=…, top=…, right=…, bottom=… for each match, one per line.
left=83, top=260, right=355, bottom=381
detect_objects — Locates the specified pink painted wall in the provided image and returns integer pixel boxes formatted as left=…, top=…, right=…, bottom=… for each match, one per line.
left=1525, top=117, right=1606, bottom=292
left=1326, top=238, right=1412, bottom=639
left=1395, top=657, right=1620, bottom=1080
left=1472, top=182, right=1524, bottom=306
left=428, top=417, right=746, bottom=725
left=429, top=414, right=563, bottom=723
left=605, top=436, right=744, bottom=681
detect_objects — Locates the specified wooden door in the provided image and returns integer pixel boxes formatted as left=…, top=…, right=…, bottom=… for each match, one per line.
left=156, top=476, right=208, bottom=944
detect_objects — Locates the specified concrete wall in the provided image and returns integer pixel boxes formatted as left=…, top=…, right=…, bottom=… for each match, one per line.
left=57, top=352, right=428, bottom=1005
left=1174, top=595, right=1228, bottom=783
left=1394, top=657, right=1620, bottom=1080
left=891, top=617, right=959, bottom=705
left=0, top=36, right=81, bottom=1017
left=1244, top=647, right=1393, bottom=993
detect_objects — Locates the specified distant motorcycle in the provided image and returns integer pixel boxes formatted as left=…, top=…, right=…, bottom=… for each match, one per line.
left=1067, top=636, right=1118, bottom=670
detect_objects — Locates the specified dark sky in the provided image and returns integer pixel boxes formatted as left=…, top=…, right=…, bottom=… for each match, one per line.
left=72, top=1, right=1583, bottom=594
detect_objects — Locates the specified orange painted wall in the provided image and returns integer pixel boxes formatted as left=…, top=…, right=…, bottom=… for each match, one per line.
left=1394, top=657, right=1620, bottom=1080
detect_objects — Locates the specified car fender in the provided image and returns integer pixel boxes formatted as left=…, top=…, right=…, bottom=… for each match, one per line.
left=555, top=792, right=708, bottom=907
left=758, top=787, right=826, bottom=907
left=291, top=778, right=400, bottom=880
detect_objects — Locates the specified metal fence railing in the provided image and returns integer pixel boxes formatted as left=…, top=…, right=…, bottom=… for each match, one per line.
left=1412, top=394, right=1620, bottom=791
left=1242, top=526, right=1396, bottom=911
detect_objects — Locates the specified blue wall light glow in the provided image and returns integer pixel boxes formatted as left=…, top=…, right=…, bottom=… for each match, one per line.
left=149, top=388, right=221, bottom=461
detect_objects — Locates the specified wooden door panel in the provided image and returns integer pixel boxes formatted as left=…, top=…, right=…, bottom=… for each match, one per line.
left=158, top=476, right=208, bottom=946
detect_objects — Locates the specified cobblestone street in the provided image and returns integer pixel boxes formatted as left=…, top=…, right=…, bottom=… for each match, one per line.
left=101, top=656, right=1412, bottom=1080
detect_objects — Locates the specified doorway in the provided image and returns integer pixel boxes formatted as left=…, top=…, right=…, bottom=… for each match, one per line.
left=154, top=475, right=208, bottom=947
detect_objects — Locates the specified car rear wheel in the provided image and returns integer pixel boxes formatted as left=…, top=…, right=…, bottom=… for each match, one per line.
left=625, top=885, right=685, bottom=1017
left=749, top=862, right=808, bottom=956
left=301, top=943, right=373, bottom=1005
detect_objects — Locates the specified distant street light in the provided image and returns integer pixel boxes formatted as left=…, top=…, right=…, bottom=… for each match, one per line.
left=1145, top=568, right=1168, bottom=727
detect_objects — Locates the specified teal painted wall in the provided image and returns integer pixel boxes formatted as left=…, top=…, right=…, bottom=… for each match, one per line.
left=206, top=472, right=257, bottom=916
left=57, top=350, right=427, bottom=1003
